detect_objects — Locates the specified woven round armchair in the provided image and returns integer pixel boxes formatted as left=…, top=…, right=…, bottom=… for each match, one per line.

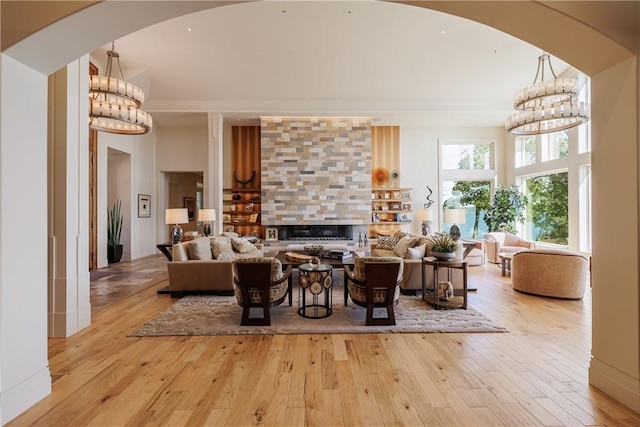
left=512, top=249, right=589, bottom=299
left=232, top=257, right=292, bottom=326
left=345, top=256, right=404, bottom=326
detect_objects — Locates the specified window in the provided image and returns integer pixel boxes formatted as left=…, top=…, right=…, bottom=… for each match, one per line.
left=579, top=165, right=592, bottom=252
left=515, top=136, right=536, bottom=167
left=441, top=180, right=491, bottom=239
left=525, top=172, right=569, bottom=245
left=541, top=130, right=569, bottom=161
left=578, top=75, right=592, bottom=154
left=441, top=143, right=492, bottom=170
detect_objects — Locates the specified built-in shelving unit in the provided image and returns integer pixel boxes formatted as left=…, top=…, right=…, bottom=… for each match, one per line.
left=222, top=188, right=263, bottom=239
left=369, top=187, right=413, bottom=237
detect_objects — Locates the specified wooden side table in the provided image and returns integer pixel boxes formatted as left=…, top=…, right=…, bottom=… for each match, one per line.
left=156, top=242, right=173, bottom=261
left=422, top=257, right=468, bottom=309
left=499, top=252, right=513, bottom=276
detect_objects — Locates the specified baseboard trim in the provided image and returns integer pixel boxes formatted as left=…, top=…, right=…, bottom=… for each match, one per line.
left=1, top=367, right=51, bottom=425
left=590, top=357, right=640, bottom=413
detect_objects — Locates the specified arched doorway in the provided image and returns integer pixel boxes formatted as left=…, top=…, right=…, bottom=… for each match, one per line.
left=1, top=0, right=637, bottom=419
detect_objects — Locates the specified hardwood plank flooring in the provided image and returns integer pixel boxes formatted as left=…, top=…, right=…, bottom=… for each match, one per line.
left=8, top=254, right=640, bottom=426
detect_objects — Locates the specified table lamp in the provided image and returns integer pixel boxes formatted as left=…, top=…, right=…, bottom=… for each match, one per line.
left=198, top=208, right=216, bottom=237
left=415, top=209, right=434, bottom=235
left=443, top=208, right=466, bottom=241
left=165, top=208, right=189, bottom=244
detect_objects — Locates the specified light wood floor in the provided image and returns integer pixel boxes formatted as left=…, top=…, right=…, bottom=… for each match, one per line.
left=9, top=254, right=640, bottom=426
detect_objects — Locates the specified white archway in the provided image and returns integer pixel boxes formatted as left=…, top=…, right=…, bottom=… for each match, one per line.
left=1, top=0, right=638, bottom=421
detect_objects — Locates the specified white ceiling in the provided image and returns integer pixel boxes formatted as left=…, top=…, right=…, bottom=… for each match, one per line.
left=89, top=1, right=573, bottom=129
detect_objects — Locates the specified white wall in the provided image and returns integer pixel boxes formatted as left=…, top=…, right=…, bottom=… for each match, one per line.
left=97, top=132, right=157, bottom=268
left=0, top=54, right=52, bottom=424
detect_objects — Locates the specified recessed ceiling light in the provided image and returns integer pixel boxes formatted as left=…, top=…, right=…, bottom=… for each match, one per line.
left=187, top=28, right=192, bottom=32
left=440, top=30, right=446, bottom=35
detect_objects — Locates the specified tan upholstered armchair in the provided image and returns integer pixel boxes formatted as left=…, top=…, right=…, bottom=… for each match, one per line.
left=484, top=232, right=535, bottom=264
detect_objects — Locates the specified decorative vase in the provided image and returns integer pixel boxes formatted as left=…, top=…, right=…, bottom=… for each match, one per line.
left=432, top=251, right=455, bottom=261
left=107, top=244, right=123, bottom=264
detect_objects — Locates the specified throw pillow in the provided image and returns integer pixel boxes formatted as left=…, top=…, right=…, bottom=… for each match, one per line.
left=393, top=235, right=414, bottom=258
left=230, top=237, right=258, bottom=253
left=376, top=235, right=400, bottom=250
left=187, top=237, right=213, bottom=260
left=211, top=241, right=237, bottom=260
left=221, top=231, right=239, bottom=239
left=394, top=231, right=409, bottom=239
left=405, top=243, right=427, bottom=259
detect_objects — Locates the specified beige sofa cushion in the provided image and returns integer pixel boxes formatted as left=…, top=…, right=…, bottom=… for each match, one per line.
left=211, top=241, right=238, bottom=260
left=405, top=243, right=427, bottom=259
left=230, top=237, right=258, bottom=253
left=187, top=237, right=213, bottom=260
left=393, top=235, right=414, bottom=258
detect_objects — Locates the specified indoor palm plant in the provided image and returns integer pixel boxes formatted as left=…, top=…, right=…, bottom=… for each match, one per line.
left=427, top=233, right=459, bottom=261
left=107, top=199, right=123, bottom=263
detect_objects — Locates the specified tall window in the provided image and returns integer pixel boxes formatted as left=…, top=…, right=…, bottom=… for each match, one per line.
left=525, top=172, right=569, bottom=245
left=441, top=143, right=493, bottom=170
left=515, top=136, right=536, bottom=167
left=541, top=130, right=569, bottom=161
left=442, top=180, right=491, bottom=239
left=579, top=165, right=592, bottom=252
left=439, top=138, right=496, bottom=239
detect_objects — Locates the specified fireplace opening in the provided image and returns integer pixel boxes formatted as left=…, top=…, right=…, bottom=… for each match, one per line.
left=279, top=225, right=353, bottom=241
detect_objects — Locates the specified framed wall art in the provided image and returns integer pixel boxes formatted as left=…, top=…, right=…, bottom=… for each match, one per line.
left=184, top=197, right=196, bottom=220
left=138, top=194, right=151, bottom=218
left=265, top=227, right=278, bottom=241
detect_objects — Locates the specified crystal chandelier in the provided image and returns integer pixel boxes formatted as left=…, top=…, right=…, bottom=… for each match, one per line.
left=505, top=53, right=589, bottom=135
left=89, top=42, right=152, bottom=135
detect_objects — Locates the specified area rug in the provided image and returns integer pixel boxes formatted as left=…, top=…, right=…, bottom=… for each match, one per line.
left=130, top=287, right=507, bottom=336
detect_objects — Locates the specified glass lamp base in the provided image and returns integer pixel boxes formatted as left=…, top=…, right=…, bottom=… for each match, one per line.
left=171, top=224, right=184, bottom=244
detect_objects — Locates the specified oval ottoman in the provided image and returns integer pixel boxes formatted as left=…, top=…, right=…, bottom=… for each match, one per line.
left=511, top=249, right=589, bottom=299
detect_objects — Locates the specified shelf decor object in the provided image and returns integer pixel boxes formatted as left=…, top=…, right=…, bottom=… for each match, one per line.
left=505, top=52, right=590, bottom=135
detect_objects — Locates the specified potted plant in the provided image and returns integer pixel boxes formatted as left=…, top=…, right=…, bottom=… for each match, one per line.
left=427, top=233, right=459, bottom=261
left=107, top=200, right=123, bottom=263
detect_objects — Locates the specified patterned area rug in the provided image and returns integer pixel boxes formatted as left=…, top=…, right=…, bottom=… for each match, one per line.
left=131, top=286, right=507, bottom=336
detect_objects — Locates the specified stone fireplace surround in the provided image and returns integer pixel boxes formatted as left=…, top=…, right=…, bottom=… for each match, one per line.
left=260, top=117, right=372, bottom=236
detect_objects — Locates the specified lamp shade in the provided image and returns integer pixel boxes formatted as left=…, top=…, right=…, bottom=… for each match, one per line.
left=198, top=208, right=217, bottom=222
left=415, top=209, right=433, bottom=222
left=165, top=208, right=188, bottom=225
left=444, top=208, right=466, bottom=225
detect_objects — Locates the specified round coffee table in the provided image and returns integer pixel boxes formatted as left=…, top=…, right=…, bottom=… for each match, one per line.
left=298, top=263, right=333, bottom=318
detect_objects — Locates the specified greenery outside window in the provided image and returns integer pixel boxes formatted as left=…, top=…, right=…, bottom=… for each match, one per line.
left=442, top=180, right=491, bottom=239
left=525, top=172, right=569, bottom=245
